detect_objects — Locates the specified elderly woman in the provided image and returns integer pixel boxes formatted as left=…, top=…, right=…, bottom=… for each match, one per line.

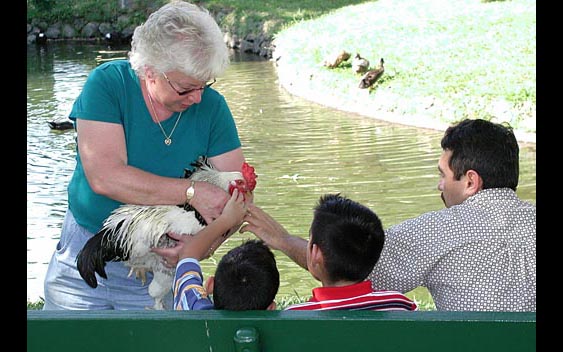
left=43, top=0, right=245, bottom=310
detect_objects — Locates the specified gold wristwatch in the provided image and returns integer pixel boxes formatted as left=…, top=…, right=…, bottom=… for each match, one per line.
left=185, top=181, right=195, bottom=204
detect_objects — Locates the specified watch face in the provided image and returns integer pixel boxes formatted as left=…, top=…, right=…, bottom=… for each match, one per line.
left=186, top=183, right=195, bottom=201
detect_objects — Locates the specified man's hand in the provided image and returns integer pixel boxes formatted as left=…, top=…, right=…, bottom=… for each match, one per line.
left=240, top=203, right=309, bottom=269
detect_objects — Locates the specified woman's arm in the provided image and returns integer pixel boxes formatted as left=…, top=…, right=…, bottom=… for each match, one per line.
left=152, top=189, right=247, bottom=265
left=189, top=148, right=246, bottom=223
left=77, top=119, right=196, bottom=205
left=77, top=119, right=245, bottom=222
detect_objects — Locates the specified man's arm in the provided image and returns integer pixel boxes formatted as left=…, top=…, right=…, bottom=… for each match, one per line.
left=241, top=204, right=308, bottom=269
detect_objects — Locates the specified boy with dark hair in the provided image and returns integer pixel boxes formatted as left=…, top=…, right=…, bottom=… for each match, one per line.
left=284, top=193, right=417, bottom=311
left=211, top=239, right=279, bottom=310
left=154, top=190, right=279, bottom=310
left=173, top=239, right=279, bottom=311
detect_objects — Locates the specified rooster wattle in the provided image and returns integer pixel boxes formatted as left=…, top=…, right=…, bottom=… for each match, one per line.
left=76, top=156, right=257, bottom=310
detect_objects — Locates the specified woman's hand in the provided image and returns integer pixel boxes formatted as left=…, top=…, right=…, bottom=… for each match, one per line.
left=152, top=189, right=248, bottom=265
left=150, top=232, right=186, bottom=268
left=189, top=182, right=230, bottom=224
left=201, top=190, right=248, bottom=258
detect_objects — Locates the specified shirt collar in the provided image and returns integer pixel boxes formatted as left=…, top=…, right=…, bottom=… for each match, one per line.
left=311, top=281, right=373, bottom=302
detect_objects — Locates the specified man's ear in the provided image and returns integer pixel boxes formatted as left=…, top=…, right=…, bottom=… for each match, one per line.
left=204, top=276, right=215, bottom=295
left=310, top=243, right=324, bottom=268
left=309, top=243, right=326, bottom=282
left=267, top=301, right=277, bottom=310
left=465, top=169, right=484, bottom=196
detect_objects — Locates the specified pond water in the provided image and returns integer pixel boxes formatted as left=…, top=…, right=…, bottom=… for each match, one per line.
left=27, top=42, right=536, bottom=307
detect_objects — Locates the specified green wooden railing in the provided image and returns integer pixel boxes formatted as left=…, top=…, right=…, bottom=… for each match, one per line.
left=27, top=310, right=535, bottom=352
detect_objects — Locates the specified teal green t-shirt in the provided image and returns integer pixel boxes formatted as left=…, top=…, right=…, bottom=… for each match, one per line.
left=67, top=60, right=241, bottom=234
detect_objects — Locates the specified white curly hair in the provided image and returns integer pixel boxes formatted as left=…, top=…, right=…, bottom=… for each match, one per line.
left=129, top=0, right=229, bottom=81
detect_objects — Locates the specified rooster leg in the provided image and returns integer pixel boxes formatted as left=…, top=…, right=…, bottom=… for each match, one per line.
left=127, top=268, right=148, bottom=285
left=152, top=299, right=165, bottom=310
left=137, top=269, right=147, bottom=285
left=149, top=272, right=174, bottom=310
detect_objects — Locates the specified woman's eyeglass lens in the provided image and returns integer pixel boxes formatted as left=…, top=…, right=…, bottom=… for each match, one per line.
left=162, top=72, right=216, bottom=96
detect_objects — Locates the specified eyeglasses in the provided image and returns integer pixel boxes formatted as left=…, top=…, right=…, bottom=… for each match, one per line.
left=162, top=72, right=216, bottom=96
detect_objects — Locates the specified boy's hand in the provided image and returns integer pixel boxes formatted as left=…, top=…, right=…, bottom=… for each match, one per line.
left=151, top=189, right=248, bottom=265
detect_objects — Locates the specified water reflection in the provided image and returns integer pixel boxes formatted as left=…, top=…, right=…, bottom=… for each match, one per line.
left=27, top=43, right=536, bottom=304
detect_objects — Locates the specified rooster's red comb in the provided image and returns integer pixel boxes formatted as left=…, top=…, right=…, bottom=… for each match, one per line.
left=242, top=162, right=257, bottom=192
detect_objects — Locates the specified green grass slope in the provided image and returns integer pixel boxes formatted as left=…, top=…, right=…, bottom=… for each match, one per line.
left=272, top=0, right=535, bottom=142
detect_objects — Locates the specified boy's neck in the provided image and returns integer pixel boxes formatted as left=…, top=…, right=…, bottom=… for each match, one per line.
left=321, top=279, right=362, bottom=287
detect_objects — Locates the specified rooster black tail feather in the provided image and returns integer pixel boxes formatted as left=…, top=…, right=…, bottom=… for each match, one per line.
left=76, top=231, right=107, bottom=288
left=76, top=224, right=128, bottom=288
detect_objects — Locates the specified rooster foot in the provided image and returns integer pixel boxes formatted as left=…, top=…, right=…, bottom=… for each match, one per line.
left=128, top=268, right=148, bottom=285
left=143, top=300, right=165, bottom=310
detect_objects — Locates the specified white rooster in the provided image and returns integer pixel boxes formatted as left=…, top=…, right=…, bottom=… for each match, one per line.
left=76, top=156, right=257, bottom=310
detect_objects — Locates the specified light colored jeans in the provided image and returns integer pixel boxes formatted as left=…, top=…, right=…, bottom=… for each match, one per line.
left=43, top=209, right=172, bottom=310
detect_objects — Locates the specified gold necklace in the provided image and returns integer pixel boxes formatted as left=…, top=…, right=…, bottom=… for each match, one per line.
left=146, top=86, right=182, bottom=146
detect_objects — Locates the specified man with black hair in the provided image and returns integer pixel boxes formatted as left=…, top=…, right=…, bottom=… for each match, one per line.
left=242, top=119, right=536, bottom=312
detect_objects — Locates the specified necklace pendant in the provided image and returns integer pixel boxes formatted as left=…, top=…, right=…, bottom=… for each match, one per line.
left=146, top=87, right=183, bottom=147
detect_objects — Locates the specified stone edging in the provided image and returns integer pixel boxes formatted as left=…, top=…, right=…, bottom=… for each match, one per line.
left=27, top=13, right=275, bottom=59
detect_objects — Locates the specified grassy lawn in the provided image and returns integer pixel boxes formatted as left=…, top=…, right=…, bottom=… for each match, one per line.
left=272, top=0, right=535, bottom=135
left=196, top=0, right=374, bottom=37
left=27, top=299, right=45, bottom=310
left=27, top=292, right=436, bottom=310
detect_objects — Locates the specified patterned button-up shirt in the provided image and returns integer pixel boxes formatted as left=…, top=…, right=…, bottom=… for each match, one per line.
left=368, top=188, right=536, bottom=311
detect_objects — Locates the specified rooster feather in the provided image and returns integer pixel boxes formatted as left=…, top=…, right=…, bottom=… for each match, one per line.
left=76, top=156, right=257, bottom=310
